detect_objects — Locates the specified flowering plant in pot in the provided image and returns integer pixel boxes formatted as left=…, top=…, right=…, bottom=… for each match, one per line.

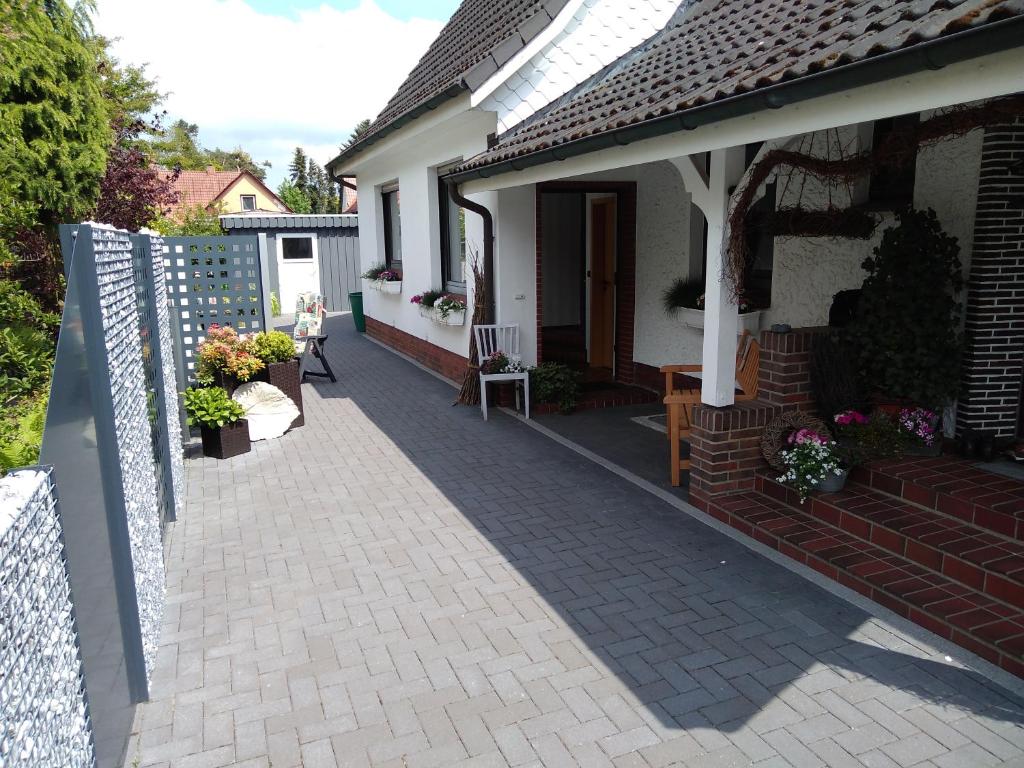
left=832, top=410, right=907, bottom=467
left=362, top=264, right=402, bottom=293
left=183, top=386, right=250, bottom=459
left=777, top=428, right=846, bottom=503
left=897, top=407, right=941, bottom=456
left=434, top=294, right=467, bottom=325
left=410, top=290, right=442, bottom=317
left=195, top=324, right=264, bottom=390
left=248, top=330, right=303, bottom=428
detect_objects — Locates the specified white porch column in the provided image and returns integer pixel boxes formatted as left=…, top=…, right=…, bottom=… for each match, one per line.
left=700, top=146, right=747, bottom=407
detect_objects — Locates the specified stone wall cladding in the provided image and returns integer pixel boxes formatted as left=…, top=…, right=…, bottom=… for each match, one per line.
left=957, top=119, right=1024, bottom=441
left=366, top=316, right=468, bottom=383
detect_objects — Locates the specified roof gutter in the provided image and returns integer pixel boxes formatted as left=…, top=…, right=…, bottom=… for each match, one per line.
left=328, top=83, right=466, bottom=176
left=448, top=15, right=1024, bottom=184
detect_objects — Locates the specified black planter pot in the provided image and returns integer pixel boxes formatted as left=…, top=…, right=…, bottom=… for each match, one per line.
left=200, top=419, right=251, bottom=459
left=256, top=359, right=303, bottom=428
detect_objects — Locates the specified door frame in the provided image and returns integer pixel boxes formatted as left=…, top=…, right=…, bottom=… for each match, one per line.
left=536, top=181, right=637, bottom=383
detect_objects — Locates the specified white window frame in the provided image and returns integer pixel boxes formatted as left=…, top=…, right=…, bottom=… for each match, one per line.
left=240, top=194, right=257, bottom=211
left=278, top=232, right=318, bottom=262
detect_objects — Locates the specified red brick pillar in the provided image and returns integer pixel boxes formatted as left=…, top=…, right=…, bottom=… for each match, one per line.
left=757, top=327, right=826, bottom=411
left=689, top=400, right=780, bottom=511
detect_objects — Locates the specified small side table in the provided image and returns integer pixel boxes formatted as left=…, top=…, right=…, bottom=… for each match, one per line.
left=298, top=335, right=336, bottom=383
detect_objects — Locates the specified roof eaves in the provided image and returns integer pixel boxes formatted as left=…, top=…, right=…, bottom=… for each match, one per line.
left=449, top=14, right=1024, bottom=184
left=328, top=83, right=467, bottom=176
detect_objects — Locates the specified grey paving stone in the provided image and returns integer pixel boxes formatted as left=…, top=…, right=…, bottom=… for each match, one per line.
left=124, top=317, right=1024, bottom=768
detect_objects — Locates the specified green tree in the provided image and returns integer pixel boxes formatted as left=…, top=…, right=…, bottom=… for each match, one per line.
left=289, top=147, right=309, bottom=194
left=345, top=118, right=372, bottom=147
left=149, top=119, right=205, bottom=169
left=277, top=181, right=311, bottom=214
left=205, top=147, right=269, bottom=180
left=151, top=203, right=224, bottom=236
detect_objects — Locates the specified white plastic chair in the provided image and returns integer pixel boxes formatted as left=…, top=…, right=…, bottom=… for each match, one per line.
left=474, top=324, right=530, bottom=421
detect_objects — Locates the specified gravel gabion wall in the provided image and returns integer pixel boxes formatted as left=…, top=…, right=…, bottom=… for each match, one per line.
left=0, top=469, right=95, bottom=768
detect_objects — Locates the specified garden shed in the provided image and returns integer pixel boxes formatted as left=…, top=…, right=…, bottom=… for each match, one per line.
left=221, top=212, right=360, bottom=312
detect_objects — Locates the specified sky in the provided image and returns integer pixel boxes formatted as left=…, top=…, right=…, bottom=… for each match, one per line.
left=94, top=0, right=461, bottom=188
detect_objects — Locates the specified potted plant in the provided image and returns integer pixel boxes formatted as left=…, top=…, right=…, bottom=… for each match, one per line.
left=434, top=294, right=467, bottom=326
left=183, top=386, right=250, bottom=459
left=195, top=324, right=265, bottom=392
left=530, top=362, right=580, bottom=414
left=248, top=330, right=303, bottom=428
left=662, top=277, right=762, bottom=333
left=362, top=264, right=402, bottom=294
left=410, top=290, right=442, bottom=318
left=776, top=428, right=847, bottom=502
left=832, top=409, right=907, bottom=466
left=845, top=209, right=964, bottom=412
left=897, top=407, right=942, bottom=456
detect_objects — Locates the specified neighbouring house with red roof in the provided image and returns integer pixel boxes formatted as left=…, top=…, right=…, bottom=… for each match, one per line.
left=329, top=1, right=1024, bottom=673
left=159, top=166, right=291, bottom=219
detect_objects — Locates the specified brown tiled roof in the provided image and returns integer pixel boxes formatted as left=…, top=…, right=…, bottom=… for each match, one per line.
left=455, top=0, right=1024, bottom=176
left=332, top=0, right=569, bottom=166
left=160, top=168, right=242, bottom=212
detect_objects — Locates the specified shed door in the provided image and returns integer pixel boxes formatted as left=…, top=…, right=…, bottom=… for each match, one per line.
left=277, top=233, right=319, bottom=310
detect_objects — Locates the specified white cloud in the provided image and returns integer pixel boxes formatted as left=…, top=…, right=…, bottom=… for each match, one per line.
left=94, top=0, right=444, bottom=186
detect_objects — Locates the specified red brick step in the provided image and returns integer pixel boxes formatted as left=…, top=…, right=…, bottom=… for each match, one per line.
left=852, top=456, right=1024, bottom=539
left=756, top=473, right=1024, bottom=612
left=703, top=491, right=1024, bottom=677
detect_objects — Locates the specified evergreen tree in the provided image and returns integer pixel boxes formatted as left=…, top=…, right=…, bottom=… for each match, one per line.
left=277, top=181, right=312, bottom=214
left=289, top=148, right=309, bottom=194
left=149, top=119, right=205, bottom=170
left=345, top=118, right=372, bottom=147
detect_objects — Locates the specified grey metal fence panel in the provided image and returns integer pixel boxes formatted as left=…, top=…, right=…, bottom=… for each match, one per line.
left=0, top=467, right=96, bottom=768
left=162, top=235, right=263, bottom=381
left=131, top=233, right=185, bottom=527
left=316, top=228, right=360, bottom=312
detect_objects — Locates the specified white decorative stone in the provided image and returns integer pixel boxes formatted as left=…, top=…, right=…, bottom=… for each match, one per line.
left=232, top=382, right=300, bottom=441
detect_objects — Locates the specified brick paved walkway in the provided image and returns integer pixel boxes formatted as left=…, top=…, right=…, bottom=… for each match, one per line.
left=127, top=316, right=1024, bottom=768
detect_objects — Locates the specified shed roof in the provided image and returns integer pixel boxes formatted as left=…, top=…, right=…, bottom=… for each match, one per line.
left=453, top=0, right=1024, bottom=178
left=220, top=213, right=358, bottom=230
left=330, top=0, right=570, bottom=171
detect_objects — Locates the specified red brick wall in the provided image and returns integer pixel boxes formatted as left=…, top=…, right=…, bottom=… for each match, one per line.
left=758, top=327, right=826, bottom=411
left=365, top=317, right=468, bottom=383
left=957, top=118, right=1024, bottom=441
left=535, top=182, right=637, bottom=384
left=688, top=400, right=780, bottom=510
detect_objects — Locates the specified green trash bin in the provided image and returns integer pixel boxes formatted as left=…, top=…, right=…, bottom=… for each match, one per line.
left=348, top=291, right=366, bottom=332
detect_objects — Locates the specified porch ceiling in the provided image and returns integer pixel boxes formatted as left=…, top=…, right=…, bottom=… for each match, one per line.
left=452, top=0, right=1024, bottom=186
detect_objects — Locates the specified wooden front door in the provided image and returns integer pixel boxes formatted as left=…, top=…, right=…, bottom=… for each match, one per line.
left=589, top=197, right=616, bottom=370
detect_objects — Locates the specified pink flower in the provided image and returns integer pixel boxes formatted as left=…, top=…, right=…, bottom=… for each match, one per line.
left=834, top=410, right=868, bottom=426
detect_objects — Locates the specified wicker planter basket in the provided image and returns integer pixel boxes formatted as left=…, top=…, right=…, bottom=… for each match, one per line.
left=200, top=419, right=251, bottom=460
left=258, top=359, right=303, bottom=428
left=761, top=411, right=832, bottom=470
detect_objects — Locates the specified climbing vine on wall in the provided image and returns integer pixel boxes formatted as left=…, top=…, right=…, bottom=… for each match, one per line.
left=724, top=94, right=1024, bottom=295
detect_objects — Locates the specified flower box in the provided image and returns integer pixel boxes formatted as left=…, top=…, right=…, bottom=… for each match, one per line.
left=200, top=419, right=251, bottom=460
left=432, top=308, right=465, bottom=326
left=255, top=359, right=303, bottom=429
left=365, top=279, right=402, bottom=294
left=679, top=308, right=762, bottom=334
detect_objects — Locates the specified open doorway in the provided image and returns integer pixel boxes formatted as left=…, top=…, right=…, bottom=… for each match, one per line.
left=538, top=190, right=618, bottom=381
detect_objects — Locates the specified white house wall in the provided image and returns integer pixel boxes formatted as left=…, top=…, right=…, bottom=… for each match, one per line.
left=478, top=0, right=681, bottom=135
left=763, top=121, right=983, bottom=329
left=494, top=185, right=538, bottom=365
left=354, top=108, right=497, bottom=359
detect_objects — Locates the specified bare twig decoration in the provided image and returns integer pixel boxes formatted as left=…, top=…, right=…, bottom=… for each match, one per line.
left=458, top=248, right=485, bottom=406
left=725, top=94, right=1024, bottom=295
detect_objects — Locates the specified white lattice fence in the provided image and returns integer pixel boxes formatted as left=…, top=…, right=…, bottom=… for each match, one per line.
left=0, top=469, right=95, bottom=768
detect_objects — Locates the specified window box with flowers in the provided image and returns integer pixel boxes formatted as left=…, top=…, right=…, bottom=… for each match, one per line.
left=362, top=264, right=402, bottom=294
left=662, top=277, right=762, bottom=333
left=410, top=290, right=442, bottom=318
left=432, top=294, right=467, bottom=326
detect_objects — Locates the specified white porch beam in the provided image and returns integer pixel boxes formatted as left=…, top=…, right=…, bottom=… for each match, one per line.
left=700, top=146, right=747, bottom=408
left=460, top=49, right=1023, bottom=195
left=668, top=156, right=713, bottom=213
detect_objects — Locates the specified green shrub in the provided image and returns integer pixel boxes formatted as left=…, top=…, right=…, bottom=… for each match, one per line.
left=0, top=393, right=48, bottom=473
left=836, top=412, right=907, bottom=467
left=270, top=292, right=281, bottom=317
left=183, top=387, right=245, bottom=430
left=0, top=324, right=55, bottom=402
left=810, top=334, right=865, bottom=421
left=530, top=362, right=581, bottom=414
left=846, top=209, right=964, bottom=406
left=248, top=330, right=296, bottom=364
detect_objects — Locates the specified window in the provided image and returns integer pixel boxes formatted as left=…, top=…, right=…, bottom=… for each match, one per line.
left=281, top=236, right=313, bottom=260
left=868, top=114, right=919, bottom=208
left=438, top=175, right=466, bottom=292
left=240, top=194, right=256, bottom=211
left=382, top=187, right=402, bottom=269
